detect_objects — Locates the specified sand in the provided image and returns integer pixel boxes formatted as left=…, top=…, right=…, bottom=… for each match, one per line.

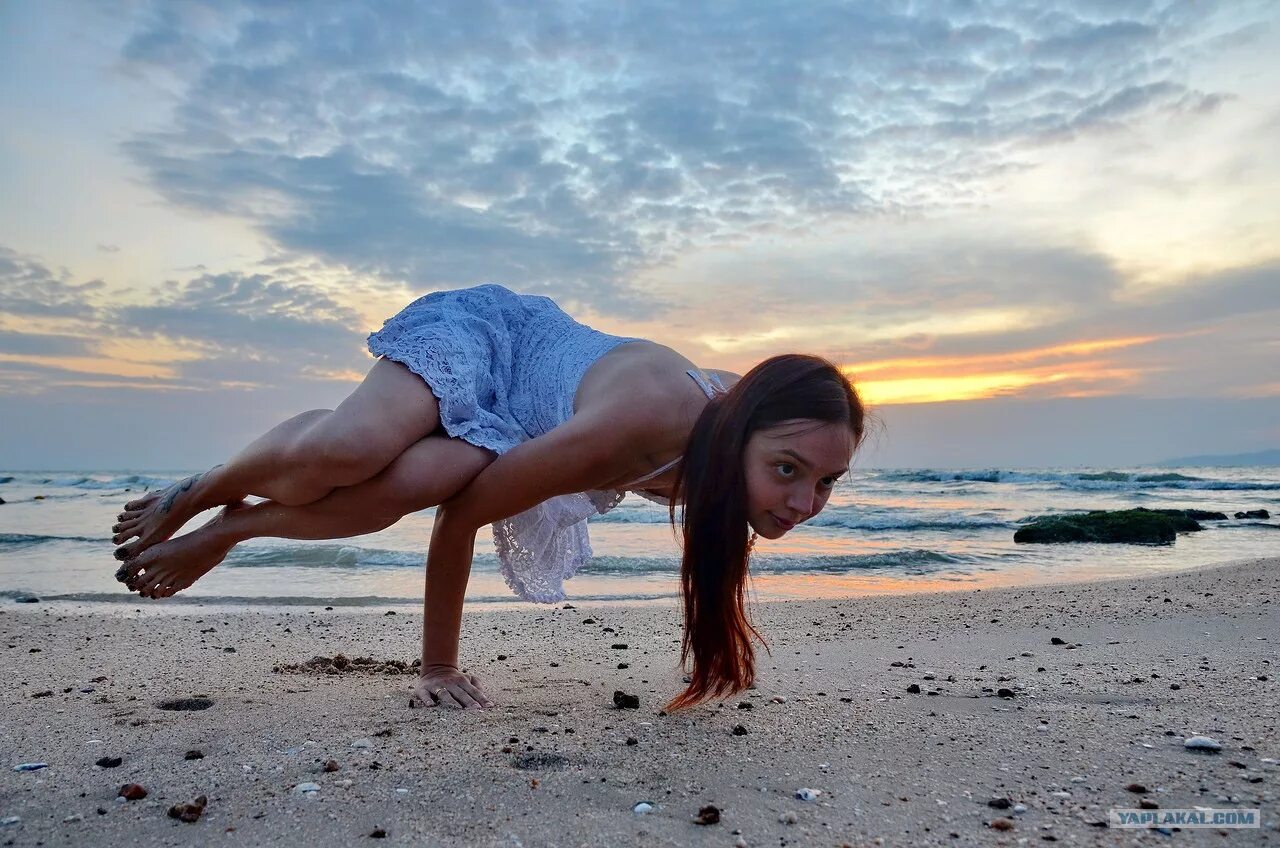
left=1, top=557, right=1276, bottom=846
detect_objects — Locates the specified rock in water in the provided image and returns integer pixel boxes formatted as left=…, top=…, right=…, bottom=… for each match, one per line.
left=1014, top=509, right=1194, bottom=544
left=1184, top=735, right=1222, bottom=752
left=1235, top=509, right=1270, bottom=519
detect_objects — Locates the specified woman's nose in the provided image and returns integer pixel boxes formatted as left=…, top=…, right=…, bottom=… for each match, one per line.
left=786, top=490, right=816, bottom=519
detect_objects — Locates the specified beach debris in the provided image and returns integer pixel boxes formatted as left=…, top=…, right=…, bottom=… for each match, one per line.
left=293, top=782, right=321, bottom=795
left=989, top=818, right=1014, bottom=831
left=732, top=724, right=748, bottom=736
left=370, top=828, right=387, bottom=838
left=613, top=690, right=639, bottom=709
left=95, top=756, right=123, bottom=768
left=157, top=696, right=214, bottom=711
left=167, top=794, right=207, bottom=823
left=274, top=654, right=418, bottom=676
left=1184, top=735, right=1222, bottom=752
left=117, top=783, right=147, bottom=800
left=694, top=804, right=721, bottom=825
left=905, top=684, right=921, bottom=694
left=184, top=750, right=204, bottom=760
left=632, top=801, right=654, bottom=814
left=1125, top=783, right=1148, bottom=794
left=14, top=763, right=47, bottom=772
left=511, top=752, right=570, bottom=771
left=795, top=788, right=821, bottom=802
left=987, top=797, right=1011, bottom=809
left=351, top=738, right=373, bottom=749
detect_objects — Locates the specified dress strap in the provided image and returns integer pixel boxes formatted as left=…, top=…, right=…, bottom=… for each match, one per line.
left=615, top=369, right=725, bottom=489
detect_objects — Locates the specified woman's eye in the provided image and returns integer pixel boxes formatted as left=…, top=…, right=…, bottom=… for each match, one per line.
left=777, top=463, right=794, bottom=477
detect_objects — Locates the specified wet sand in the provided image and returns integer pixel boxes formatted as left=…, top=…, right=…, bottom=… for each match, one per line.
left=1, top=556, right=1276, bottom=846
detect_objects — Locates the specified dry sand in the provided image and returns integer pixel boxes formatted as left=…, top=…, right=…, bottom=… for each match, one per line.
left=1, top=557, right=1276, bottom=846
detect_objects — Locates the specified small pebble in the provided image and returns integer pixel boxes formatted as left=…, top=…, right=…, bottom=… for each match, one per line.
left=906, top=684, right=921, bottom=694
left=184, top=750, right=204, bottom=760
left=990, top=817, right=1014, bottom=831
left=778, top=811, right=798, bottom=824
left=95, top=756, right=123, bottom=768
left=695, top=804, right=720, bottom=825
left=612, top=691, right=639, bottom=709
left=996, top=688, right=1015, bottom=698
left=795, top=788, right=820, bottom=802
left=632, top=802, right=653, bottom=815
left=770, top=696, right=787, bottom=704
left=117, top=783, right=147, bottom=800
left=351, top=739, right=373, bottom=749
left=167, top=795, right=207, bottom=823
left=1, top=815, right=20, bottom=826
left=1012, top=803, right=1027, bottom=814
left=293, top=782, right=321, bottom=795
left=987, top=798, right=1011, bottom=809
left=1184, top=735, right=1222, bottom=752
left=14, top=763, right=48, bottom=772
left=732, top=725, right=748, bottom=736
left=323, top=760, right=340, bottom=772
left=1125, top=783, right=1148, bottom=794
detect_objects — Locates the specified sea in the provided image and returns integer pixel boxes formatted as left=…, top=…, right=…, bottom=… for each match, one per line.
left=0, top=467, right=1275, bottom=609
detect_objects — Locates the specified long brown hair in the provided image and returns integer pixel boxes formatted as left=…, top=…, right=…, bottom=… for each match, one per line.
left=663, top=354, right=867, bottom=712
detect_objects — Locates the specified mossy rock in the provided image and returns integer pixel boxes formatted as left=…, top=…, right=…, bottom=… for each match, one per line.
left=1134, top=507, right=1224, bottom=528
left=1014, top=509, right=1202, bottom=544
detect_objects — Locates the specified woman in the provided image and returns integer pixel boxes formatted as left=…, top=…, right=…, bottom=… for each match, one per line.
left=111, top=284, right=866, bottom=712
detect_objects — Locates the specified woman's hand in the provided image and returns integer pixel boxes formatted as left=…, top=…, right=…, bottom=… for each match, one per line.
left=412, top=663, right=494, bottom=710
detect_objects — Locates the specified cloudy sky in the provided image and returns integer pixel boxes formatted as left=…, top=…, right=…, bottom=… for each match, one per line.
left=2, top=0, right=1278, bottom=469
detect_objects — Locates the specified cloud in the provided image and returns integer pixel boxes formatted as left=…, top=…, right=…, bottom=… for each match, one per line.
left=0, top=245, right=105, bottom=319
left=107, top=1, right=1257, bottom=317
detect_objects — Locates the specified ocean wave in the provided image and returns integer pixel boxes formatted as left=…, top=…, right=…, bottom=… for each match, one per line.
left=804, top=507, right=1009, bottom=531
left=580, top=548, right=969, bottom=575
left=875, top=469, right=1277, bottom=491
left=0, top=532, right=109, bottom=548
left=0, top=473, right=177, bottom=490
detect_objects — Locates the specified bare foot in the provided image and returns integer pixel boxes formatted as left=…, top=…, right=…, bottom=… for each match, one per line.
left=115, top=500, right=247, bottom=599
left=112, top=466, right=224, bottom=561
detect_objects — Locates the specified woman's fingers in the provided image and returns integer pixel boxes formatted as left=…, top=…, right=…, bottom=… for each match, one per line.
left=457, top=678, right=494, bottom=708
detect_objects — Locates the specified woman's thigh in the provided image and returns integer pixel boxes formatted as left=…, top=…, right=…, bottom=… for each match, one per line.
left=302, top=357, right=446, bottom=471
left=364, top=433, right=496, bottom=515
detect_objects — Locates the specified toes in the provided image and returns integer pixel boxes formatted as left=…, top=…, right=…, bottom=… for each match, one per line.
left=124, top=492, right=160, bottom=510
left=113, top=544, right=135, bottom=561
left=115, top=559, right=145, bottom=584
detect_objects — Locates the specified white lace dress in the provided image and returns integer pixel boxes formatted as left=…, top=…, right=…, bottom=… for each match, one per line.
left=366, top=283, right=727, bottom=603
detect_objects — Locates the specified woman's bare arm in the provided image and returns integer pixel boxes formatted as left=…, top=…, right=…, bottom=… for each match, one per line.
left=414, top=402, right=664, bottom=704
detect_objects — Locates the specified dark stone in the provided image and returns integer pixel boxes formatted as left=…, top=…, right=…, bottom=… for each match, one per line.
left=1143, top=507, right=1228, bottom=522
left=1126, top=783, right=1148, bottom=794
left=732, top=724, right=748, bottom=735
left=1050, top=637, right=1067, bottom=645
left=613, top=690, right=640, bottom=709
left=694, top=804, right=721, bottom=825
left=996, top=688, right=1015, bottom=698
left=737, top=701, right=753, bottom=710
left=987, top=797, right=1012, bottom=809
left=511, top=752, right=570, bottom=770
left=184, top=750, right=204, bottom=760
left=1014, top=509, right=1194, bottom=544
left=370, top=828, right=387, bottom=838
left=1235, top=509, right=1270, bottom=519
left=95, top=757, right=123, bottom=768
left=167, top=795, right=207, bottom=823
left=906, top=684, right=922, bottom=694
left=16, top=596, right=38, bottom=603
left=117, top=783, right=147, bottom=800
left=157, top=697, right=214, bottom=711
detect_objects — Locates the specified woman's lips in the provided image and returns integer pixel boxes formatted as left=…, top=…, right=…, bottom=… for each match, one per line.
left=771, top=513, right=795, bottom=530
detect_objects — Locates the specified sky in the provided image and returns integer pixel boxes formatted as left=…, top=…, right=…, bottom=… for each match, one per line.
left=1, top=0, right=1278, bottom=470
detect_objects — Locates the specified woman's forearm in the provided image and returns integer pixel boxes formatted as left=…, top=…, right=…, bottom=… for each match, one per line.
left=421, top=513, right=478, bottom=669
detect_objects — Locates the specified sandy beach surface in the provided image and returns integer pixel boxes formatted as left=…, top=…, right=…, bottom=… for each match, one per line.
left=1, top=557, right=1276, bottom=847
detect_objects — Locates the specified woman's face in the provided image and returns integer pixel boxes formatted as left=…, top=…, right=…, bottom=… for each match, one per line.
left=743, top=419, right=854, bottom=539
